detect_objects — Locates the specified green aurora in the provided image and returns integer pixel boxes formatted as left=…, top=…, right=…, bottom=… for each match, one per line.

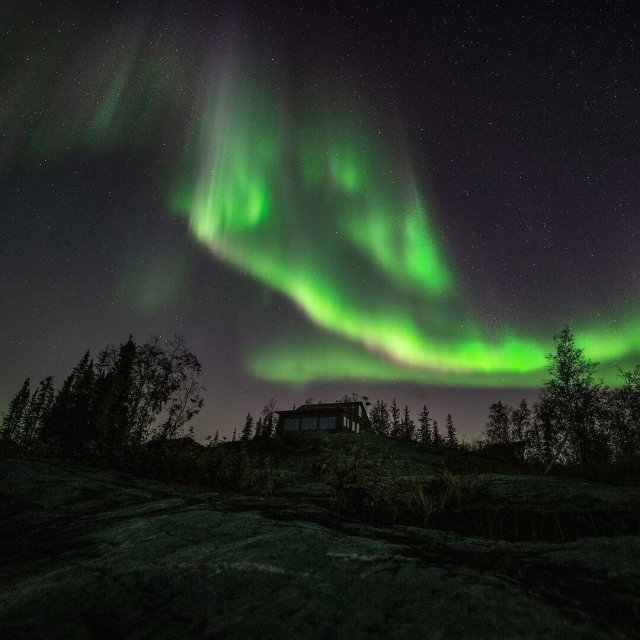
left=3, top=19, right=638, bottom=388
left=173, top=70, right=640, bottom=387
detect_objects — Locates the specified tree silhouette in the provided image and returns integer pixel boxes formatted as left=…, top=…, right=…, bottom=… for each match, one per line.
left=401, top=405, right=415, bottom=441
left=605, top=366, right=640, bottom=458
left=94, top=337, right=136, bottom=454
left=0, top=378, right=30, bottom=443
left=21, top=377, right=54, bottom=448
left=241, top=413, right=254, bottom=441
left=253, top=416, right=263, bottom=440
left=432, top=419, right=442, bottom=446
left=445, top=413, right=457, bottom=448
left=485, top=401, right=512, bottom=445
left=418, top=405, right=431, bottom=444
left=41, top=351, right=97, bottom=455
left=153, top=335, right=204, bottom=441
left=370, top=399, right=390, bottom=436
left=260, top=399, right=278, bottom=439
left=511, top=399, right=531, bottom=442
left=543, top=326, right=600, bottom=472
left=390, top=399, right=401, bottom=439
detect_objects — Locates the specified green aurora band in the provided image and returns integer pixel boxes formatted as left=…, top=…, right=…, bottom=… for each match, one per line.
left=173, top=71, right=640, bottom=386
left=3, top=17, right=638, bottom=387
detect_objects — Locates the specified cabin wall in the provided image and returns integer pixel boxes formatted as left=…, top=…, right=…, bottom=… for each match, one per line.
left=276, top=403, right=372, bottom=437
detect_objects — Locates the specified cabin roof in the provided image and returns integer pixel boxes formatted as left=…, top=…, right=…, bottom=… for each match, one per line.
left=277, top=401, right=367, bottom=415
left=296, top=401, right=364, bottom=412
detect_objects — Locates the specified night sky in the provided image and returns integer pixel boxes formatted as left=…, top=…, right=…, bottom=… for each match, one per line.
left=2, top=1, right=639, bottom=441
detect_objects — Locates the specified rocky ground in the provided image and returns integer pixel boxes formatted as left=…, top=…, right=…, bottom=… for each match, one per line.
left=1, top=454, right=639, bottom=639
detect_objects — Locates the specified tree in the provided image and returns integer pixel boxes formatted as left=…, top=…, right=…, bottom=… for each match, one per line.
left=543, top=326, right=600, bottom=472
left=418, top=405, right=432, bottom=444
left=485, top=401, right=512, bottom=444
left=260, top=399, right=278, bottom=440
left=401, top=405, right=415, bottom=440
left=91, top=334, right=205, bottom=449
left=152, top=335, right=204, bottom=441
left=605, top=366, right=640, bottom=459
left=524, top=402, right=546, bottom=464
left=21, top=377, right=54, bottom=448
left=511, top=399, right=531, bottom=442
left=241, top=413, right=254, bottom=441
left=445, top=414, right=458, bottom=448
left=253, top=417, right=263, bottom=440
left=41, top=351, right=97, bottom=455
left=390, top=399, right=401, bottom=439
left=93, top=337, right=136, bottom=453
left=432, top=419, right=442, bottom=446
left=370, top=399, right=390, bottom=436
left=0, top=378, right=31, bottom=443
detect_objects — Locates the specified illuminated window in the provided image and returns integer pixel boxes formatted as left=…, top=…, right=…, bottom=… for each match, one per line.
left=358, top=405, right=362, bottom=417
left=284, top=418, right=299, bottom=431
left=343, top=416, right=347, bottom=427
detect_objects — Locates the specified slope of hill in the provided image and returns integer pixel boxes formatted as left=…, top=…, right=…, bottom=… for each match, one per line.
left=1, top=448, right=639, bottom=639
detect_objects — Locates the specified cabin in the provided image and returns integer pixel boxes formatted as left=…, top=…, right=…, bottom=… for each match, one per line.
left=276, top=401, right=372, bottom=436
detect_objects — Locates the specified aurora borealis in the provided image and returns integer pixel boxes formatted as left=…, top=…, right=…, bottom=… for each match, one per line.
left=2, top=1, right=639, bottom=437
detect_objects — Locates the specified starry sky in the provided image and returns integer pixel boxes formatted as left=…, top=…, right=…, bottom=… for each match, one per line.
left=2, top=0, right=639, bottom=441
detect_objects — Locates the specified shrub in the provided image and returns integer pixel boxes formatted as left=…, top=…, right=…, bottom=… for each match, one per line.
left=322, top=439, right=392, bottom=518
left=407, top=471, right=492, bottom=526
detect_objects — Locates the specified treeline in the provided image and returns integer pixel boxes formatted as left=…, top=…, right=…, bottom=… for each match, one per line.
left=213, top=399, right=278, bottom=445
left=235, top=397, right=459, bottom=448
left=0, top=335, right=204, bottom=460
left=484, top=327, right=640, bottom=470
left=368, top=399, right=458, bottom=448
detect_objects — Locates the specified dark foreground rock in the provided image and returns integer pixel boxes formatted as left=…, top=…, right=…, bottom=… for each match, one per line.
left=1, top=459, right=638, bottom=639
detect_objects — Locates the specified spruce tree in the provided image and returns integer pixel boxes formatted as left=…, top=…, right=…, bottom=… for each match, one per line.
left=41, top=371, right=75, bottom=448
left=232, top=428, right=237, bottom=442
left=22, top=377, right=54, bottom=447
left=402, top=405, right=415, bottom=440
left=41, top=351, right=96, bottom=455
left=371, top=399, right=390, bottom=436
left=432, top=419, right=442, bottom=446
left=241, top=413, right=254, bottom=441
left=253, top=417, right=263, bottom=440
left=94, top=337, right=136, bottom=454
left=418, top=405, right=432, bottom=444
left=390, top=399, right=401, bottom=439
left=445, top=413, right=458, bottom=448
left=71, top=351, right=97, bottom=451
left=0, top=378, right=31, bottom=443
left=369, top=401, right=381, bottom=434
